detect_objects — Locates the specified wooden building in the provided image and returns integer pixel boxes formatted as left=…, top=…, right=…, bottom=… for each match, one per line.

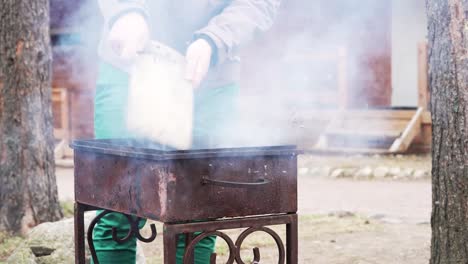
left=50, top=0, right=100, bottom=141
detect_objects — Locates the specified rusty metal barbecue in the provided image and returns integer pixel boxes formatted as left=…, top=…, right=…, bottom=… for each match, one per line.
left=72, top=139, right=299, bottom=263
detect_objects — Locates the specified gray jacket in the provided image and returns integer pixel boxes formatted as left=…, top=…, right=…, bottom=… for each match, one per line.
left=98, top=0, right=280, bottom=89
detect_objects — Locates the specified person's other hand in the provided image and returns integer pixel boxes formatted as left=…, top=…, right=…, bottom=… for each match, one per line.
left=108, top=12, right=150, bottom=61
left=185, top=39, right=213, bottom=89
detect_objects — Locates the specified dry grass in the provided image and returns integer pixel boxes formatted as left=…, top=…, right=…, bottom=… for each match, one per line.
left=0, top=232, right=23, bottom=263
left=60, top=200, right=75, bottom=218
left=0, top=201, right=75, bottom=263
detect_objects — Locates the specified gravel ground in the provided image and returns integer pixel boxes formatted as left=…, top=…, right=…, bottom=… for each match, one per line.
left=298, top=177, right=431, bottom=224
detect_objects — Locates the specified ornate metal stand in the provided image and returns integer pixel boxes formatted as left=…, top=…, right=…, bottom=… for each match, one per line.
left=87, top=210, right=157, bottom=263
left=75, top=202, right=298, bottom=264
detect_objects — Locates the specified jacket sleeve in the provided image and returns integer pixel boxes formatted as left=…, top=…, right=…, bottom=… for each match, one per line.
left=97, top=0, right=149, bottom=29
left=195, top=0, right=281, bottom=65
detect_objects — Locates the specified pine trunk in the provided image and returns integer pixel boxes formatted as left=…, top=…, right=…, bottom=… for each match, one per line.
left=0, top=0, right=62, bottom=234
left=426, top=0, right=468, bottom=263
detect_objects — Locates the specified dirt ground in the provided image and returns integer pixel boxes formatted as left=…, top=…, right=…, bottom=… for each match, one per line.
left=138, top=214, right=430, bottom=264
left=50, top=153, right=432, bottom=263
left=298, top=178, right=431, bottom=224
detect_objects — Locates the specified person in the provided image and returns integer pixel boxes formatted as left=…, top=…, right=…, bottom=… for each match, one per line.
left=93, top=0, right=280, bottom=263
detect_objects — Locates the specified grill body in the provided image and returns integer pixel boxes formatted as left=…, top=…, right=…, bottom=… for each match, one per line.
left=72, top=139, right=298, bottom=222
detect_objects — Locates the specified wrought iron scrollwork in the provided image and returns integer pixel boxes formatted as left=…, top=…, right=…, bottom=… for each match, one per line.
left=182, top=226, right=285, bottom=264
left=235, top=226, right=285, bottom=264
left=87, top=210, right=157, bottom=264
left=183, top=231, right=237, bottom=264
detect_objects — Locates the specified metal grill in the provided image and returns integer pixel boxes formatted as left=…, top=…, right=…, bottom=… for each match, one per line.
left=73, top=139, right=299, bottom=263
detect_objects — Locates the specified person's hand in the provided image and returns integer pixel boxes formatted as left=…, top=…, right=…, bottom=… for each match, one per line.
left=108, top=12, right=150, bottom=61
left=185, top=39, right=213, bottom=89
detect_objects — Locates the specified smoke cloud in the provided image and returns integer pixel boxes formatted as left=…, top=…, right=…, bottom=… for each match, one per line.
left=53, top=0, right=392, bottom=149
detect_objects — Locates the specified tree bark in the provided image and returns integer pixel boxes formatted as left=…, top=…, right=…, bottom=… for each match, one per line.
left=0, top=0, right=62, bottom=234
left=426, top=0, right=468, bottom=263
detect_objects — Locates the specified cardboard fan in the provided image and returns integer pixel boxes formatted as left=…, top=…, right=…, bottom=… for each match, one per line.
left=127, top=41, right=193, bottom=150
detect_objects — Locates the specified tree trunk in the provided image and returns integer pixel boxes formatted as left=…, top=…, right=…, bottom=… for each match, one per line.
left=426, top=0, right=468, bottom=263
left=0, top=0, right=62, bottom=234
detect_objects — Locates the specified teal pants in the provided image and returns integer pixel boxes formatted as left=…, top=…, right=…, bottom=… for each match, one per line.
left=93, top=63, right=239, bottom=263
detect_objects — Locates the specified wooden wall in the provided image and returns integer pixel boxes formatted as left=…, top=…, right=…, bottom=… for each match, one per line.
left=52, top=47, right=98, bottom=139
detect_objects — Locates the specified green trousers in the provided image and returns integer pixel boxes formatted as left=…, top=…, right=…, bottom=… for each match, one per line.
left=93, top=62, right=239, bottom=263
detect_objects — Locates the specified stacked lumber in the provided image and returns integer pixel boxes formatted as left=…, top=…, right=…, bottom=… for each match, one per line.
left=315, top=107, right=429, bottom=153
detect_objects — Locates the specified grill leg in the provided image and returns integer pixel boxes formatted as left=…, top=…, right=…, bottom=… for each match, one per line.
left=74, top=203, right=86, bottom=264
left=163, top=224, right=178, bottom=264
left=286, top=214, right=298, bottom=264
left=184, top=233, right=195, bottom=264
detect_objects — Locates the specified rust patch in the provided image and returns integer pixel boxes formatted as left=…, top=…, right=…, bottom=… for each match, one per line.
left=157, top=168, right=168, bottom=217
left=15, top=40, right=24, bottom=57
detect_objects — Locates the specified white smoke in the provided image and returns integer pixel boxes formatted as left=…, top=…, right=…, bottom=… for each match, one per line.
left=54, top=0, right=395, bottom=149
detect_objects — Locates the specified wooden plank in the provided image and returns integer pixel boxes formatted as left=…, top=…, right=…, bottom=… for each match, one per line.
left=326, top=137, right=394, bottom=150
left=290, top=109, right=426, bottom=120
left=325, top=129, right=401, bottom=138
left=418, top=42, right=429, bottom=109
left=389, top=107, right=424, bottom=152
left=335, top=119, right=410, bottom=132
left=422, top=110, right=432, bottom=124
left=343, top=109, right=417, bottom=120
left=421, top=123, right=432, bottom=144
left=296, top=109, right=431, bottom=124
left=310, top=147, right=392, bottom=155
left=52, top=88, right=69, bottom=140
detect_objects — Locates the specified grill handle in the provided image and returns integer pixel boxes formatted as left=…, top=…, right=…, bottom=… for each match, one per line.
left=201, top=176, right=270, bottom=188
